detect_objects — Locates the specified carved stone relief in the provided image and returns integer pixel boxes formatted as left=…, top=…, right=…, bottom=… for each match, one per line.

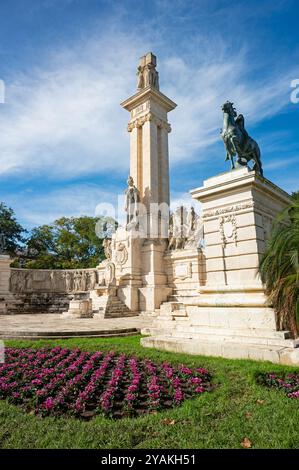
left=174, top=262, right=192, bottom=280
left=204, top=202, right=254, bottom=218
left=104, top=262, right=116, bottom=286
left=219, top=215, right=237, bottom=246
left=9, top=269, right=98, bottom=294
left=114, top=242, right=128, bottom=268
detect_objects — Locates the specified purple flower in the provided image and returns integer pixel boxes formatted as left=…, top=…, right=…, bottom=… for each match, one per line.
left=0, top=347, right=212, bottom=418
left=43, top=397, right=55, bottom=411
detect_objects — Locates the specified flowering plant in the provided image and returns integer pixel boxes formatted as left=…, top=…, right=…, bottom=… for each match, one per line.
left=257, top=372, right=299, bottom=398
left=0, top=347, right=212, bottom=419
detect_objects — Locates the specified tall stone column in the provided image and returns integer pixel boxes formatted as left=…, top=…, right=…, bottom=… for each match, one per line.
left=120, top=52, right=176, bottom=312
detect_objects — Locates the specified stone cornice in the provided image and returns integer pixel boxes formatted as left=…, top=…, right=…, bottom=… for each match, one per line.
left=121, top=86, right=177, bottom=113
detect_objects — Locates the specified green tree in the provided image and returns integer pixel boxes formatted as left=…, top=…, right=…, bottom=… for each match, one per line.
left=0, top=202, right=26, bottom=256
left=259, top=198, right=299, bottom=337
left=291, top=190, right=299, bottom=202
left=23, top=215, right=116, bottom=269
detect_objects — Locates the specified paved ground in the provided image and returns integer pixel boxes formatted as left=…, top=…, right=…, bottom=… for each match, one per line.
left=0, top=314, right=153, bottom=339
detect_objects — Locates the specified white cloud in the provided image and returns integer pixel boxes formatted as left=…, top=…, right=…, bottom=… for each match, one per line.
left=0, top=21, right=295, bottom=182
left=170, top=191, right=201, bottom=214
left=162, top=54, right=294, bottom=165
left=0, top=33, right=149, bottom=179
left=0, top=10, right=298, bottom=229
left=8, top=184, right=120, bottom=227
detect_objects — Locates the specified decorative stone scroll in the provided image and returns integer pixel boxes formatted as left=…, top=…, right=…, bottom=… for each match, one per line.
left=104, top=262, right=116, bottom=286
left=219, top=215, right=237, bottom=247
left=114, top=242, right=128, bottom=268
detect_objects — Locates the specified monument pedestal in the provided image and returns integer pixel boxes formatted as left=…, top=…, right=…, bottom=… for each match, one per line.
left=62, top=295, right=93, bottom=318
left=139, top=239, right=172, bottom=312
left=142, top=168, right=299, bottom=364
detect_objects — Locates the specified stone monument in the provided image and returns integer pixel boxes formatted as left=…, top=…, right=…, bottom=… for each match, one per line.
left=142, top=102, right=299, bottom=365
left=93, top=52, right=177, bottom=314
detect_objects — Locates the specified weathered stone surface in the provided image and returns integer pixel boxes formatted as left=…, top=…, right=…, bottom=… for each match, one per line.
left=0, top=314, right=152, bottom=339
left=141, top=336, right=299, bottom=365
left=144, top=166, right=298, bottom=364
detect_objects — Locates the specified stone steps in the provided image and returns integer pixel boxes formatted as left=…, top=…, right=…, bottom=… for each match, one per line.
left=169, top=329, right=299, bottom=348
left=168, top=294, right=200, bottom=303
left=150, top=318, right=298, bottom=347
left=2, top=293, right=70, bottom=314
left=0, top=327, right=139, bottom=340
left=90, top=289, right=134, bottom=318
left=173, top=324, right=291, bottom=338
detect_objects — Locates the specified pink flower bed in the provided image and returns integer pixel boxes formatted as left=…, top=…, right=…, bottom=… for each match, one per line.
left=0, top=347, right=212, bottom=419
left=257, top=372, right=299, bottom=398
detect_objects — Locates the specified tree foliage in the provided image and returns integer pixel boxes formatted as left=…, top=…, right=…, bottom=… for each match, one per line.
left=0, top=202, right=26, bottom=256
left=259, top=197, right=299, bottom=337
left=21, top=215, right=115, bottom=269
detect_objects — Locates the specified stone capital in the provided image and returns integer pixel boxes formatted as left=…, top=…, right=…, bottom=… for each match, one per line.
left=127, top=112, right=171, bottom=133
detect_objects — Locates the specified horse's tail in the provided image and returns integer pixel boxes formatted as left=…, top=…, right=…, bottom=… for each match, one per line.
left=254, top=142, right=263, bottom=177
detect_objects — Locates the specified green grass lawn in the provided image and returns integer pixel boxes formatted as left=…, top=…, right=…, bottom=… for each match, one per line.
left=0, top=335, right=298, bottom=449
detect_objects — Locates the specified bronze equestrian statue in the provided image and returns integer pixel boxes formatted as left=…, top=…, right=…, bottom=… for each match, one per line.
left=221, top=101, right=263, bottom=177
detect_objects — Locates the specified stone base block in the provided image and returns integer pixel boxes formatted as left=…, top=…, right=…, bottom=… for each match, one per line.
left=62, top=299, right=93, bottom=318
left=139, top=285, right=172, bottom=312
left=141, top=336, right=299, bottom=365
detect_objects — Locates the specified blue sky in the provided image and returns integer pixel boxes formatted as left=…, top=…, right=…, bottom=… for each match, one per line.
left=0, top=0, right=298, bottom=229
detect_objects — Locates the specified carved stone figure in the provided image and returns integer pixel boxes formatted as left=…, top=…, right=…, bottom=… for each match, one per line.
left=103, top=238, right=112, bottom=260
left=104, top=262, right=116, bottom=286
left=187, top=207, right=196, bottom=236
left=10, top=270, right=20, bottom=292
left=136, top=53, right=159, bottom=91
left=167, top=213, right=176, bottom=250
left=124, top=176, right=140, bottom=229
left=64, top=271, right=73, bottom=292
left=88, top=270, right=97, bottom=290
left=144, top=64, right=159, bottom=89
left=168, top=206, right=189, bottom=250
left=74, top=271, right=82, bottom=292
left=18, top=271, right=26, bottom=293
left=220, top=101, right=263, bottom=176
left=185, top=211, right=204, bottom=249
left=25, top=271, right=33, bottom=292
left=137, top=65, right=144, bottom=90
left=168, top=207, right=203, bottom=251
left=80, top=271, right=86, bottom=291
